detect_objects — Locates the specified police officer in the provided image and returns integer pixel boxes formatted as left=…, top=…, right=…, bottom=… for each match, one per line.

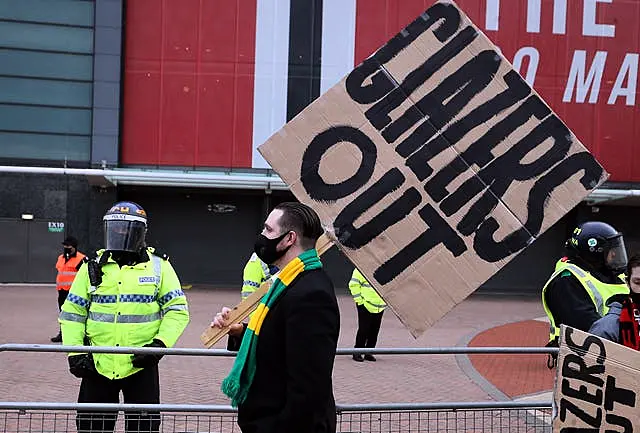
left=59, top=202, right=190, bottom=433
left=241, top=253, right=277, bottom=301
left=542, top=221, right=629, bottom=366
left=349, top=268, right=387, bottom=362
left=225, top=254, right=278, bottom=352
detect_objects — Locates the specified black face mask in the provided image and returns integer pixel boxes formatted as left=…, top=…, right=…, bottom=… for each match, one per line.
left=254, top=232, right=291, bottom=265
left=111, top=250, right=141, bottom=267
left=63, top=247, right=74, bottom=257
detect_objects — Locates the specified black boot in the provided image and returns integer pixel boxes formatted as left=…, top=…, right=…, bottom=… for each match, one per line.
left=352, top=354, right=364, bottom=362
left=364, top=354, right=376, bottom=362
left=50, top=332, right=62, bottom=343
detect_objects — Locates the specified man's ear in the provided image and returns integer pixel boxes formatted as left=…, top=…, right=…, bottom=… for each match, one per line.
left=288, top=231, right=297, bottom=247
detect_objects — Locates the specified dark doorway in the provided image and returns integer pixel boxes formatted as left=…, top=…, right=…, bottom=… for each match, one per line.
left=0, top=218, right=64, bottom=283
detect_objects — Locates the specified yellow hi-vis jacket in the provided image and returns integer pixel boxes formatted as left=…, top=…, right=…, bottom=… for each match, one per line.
left=59, top=247, right=190, bottom=380
left=542, top=260, right=627, bottom=343
left=241, top=253, right=273, bottom=300
left=349, top=269, right=387, bottom=314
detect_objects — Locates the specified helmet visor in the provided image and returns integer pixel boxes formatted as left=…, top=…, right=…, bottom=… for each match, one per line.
left=605, top=236, right=628, bottom=273
left=103, top=214, right=146, bottom=252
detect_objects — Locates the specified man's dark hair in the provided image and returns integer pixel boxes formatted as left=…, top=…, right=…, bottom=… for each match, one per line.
left=274, top=202, right=323, bottom=250
left=627, top=254, right=640, bottom=282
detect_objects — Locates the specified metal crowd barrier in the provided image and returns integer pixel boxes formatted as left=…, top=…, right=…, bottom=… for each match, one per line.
left=0, top=344, right=556, bottom=432
left=0, top=343, right=558, bottom=356
left=0, top=403, right=552, bottom=433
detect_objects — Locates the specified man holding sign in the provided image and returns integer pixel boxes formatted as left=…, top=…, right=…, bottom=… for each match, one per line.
left=211, top=202, right=340, bottom=433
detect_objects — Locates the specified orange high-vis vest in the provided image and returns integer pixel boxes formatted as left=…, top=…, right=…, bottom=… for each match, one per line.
left=55, top=253, right=85, bottom=291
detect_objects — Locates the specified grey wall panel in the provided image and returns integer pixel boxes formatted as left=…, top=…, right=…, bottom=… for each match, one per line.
left=93, top=54, right=121, bottom=82
left=93, top=82, right=120, bottom=109
left=92, top=108, right=120, bottom=136
left=0, top=0, right=94, bottom=27
left=0, top=49, right=93, bottom=81
left=93, top=26, right=121, bottom=55
left=95, top=0, right=122, bottom=27
left=0, top=133, right=90, bottom=161
left=91, top=0, right=123, bottom=167
left=0, top=21, right=94, bottom=53
left=0, top=1, right=95, bottom=164
left=90, top=135, right=119, bottom=165
left=0, top=105, right=92, bottom=135
left=0, top=77, right=92, bottom=108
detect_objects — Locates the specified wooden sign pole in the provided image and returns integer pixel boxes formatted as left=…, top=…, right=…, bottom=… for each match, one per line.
left=200, top=233, right=334, bottom=348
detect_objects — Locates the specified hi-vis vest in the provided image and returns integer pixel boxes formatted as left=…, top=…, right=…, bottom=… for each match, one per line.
left=555, top=257, right=569, bottom=272
left=241, top=253, right=273, bottom=300
left=59, top=247, right=189, bottom=380
left=349, top=269, right=387, bottom=314
left=542, top=260, right=628, bottom=342
left=55, top=253, right=86, bottom=291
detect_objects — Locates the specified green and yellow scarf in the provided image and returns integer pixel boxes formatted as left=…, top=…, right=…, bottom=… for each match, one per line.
left=221, top=248, right=322, bottom=407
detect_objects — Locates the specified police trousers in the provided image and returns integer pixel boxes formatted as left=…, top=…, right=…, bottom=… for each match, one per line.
left=76, top=364, right=160, bottom=433
left=57, top=289, right=69, bottom=311
left=355, top=304, right=384, bottom=349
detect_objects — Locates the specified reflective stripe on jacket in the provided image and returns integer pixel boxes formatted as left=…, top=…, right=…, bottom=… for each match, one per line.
left=59, top=247, right=190, bottom=379
left=541, top=260, right=627, bottom=343
left=349, top=269, right=386, bottom=314
left=55, top=253, right=86, bottom=291
left=241, top=253, right=273, bottom=300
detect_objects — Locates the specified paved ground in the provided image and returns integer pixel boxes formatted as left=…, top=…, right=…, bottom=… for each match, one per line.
left=467, top=317, right=555, bottom=401
left=0, top=285, right=553, bottom=406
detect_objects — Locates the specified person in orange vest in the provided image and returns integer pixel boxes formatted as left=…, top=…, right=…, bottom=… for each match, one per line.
left=51, top=236, right=85, bottom=342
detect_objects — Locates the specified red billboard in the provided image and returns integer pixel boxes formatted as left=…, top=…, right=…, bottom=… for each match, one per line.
left=121, top=0, right=640, bottom=182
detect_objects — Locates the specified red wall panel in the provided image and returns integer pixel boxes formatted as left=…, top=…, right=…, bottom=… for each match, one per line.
left=122, top=0, right=640, bottom=181
left=121, top=0, right=256, bottom=168
left=121, top=0, right=163, bottom=165
left=355, top=0, right=640, bottom=182
left=355, top=1, right=433, bottom=65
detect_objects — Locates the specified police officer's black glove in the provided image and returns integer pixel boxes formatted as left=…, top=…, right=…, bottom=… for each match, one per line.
left=68, top=354, right=96, bottom=378
left=545, top=339, right=559, bottom=369
left=131, top=339, right=166, bottom=369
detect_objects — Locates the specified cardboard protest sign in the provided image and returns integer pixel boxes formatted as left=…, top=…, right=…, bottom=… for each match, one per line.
left=258, top=0, right=607, bottom=337
left=553, top=325, right=638, bottom=432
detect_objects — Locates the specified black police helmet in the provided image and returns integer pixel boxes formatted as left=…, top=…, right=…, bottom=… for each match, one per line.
left=566, top=221, right=627, bottom=274
left=103, top=201, right=148, bottom=252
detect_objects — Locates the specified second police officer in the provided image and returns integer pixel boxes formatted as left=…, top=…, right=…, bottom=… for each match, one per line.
left=542, top=221, right=629, bottom=367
